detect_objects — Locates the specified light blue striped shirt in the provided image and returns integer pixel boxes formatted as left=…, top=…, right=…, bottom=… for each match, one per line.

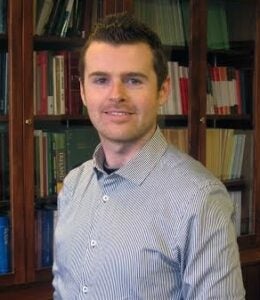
left=52, top=128, right=245, bottom=299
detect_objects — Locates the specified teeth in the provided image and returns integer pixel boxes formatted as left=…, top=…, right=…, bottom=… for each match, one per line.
left=109, top=112, right=129, bottom=115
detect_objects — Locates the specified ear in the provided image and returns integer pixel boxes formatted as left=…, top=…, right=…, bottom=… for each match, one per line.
left=80, top=79, right=87, bottom=107
left=158, top=76, right=170, bottom=106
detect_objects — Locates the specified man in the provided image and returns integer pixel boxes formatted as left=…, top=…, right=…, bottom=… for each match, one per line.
left=52, top=13, right=245, bottom=299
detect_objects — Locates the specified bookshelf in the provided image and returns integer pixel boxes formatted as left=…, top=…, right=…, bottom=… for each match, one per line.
left=0, top=0, right=260, bottom=299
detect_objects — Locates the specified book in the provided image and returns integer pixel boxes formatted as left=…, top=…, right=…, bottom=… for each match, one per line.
left=36, top=51, right=49, bottom=115
left=206, top=129, right=222, bottom=179
left=0, top=215, right=10, bottom=274
left=34, top=130, right=46, bottom=197
left=172, top=61, right=182, bottom=114
left=0, top=52, right=8, bottom=115
left=52, top=132, right=66, bottom=193
left=45, top=132, right=55, bottom=195
left=36, top=209, right=54, bottom=268
left=34, top=127, right=100, bottom=196
left=221, top=129, right=234, bottom=180
left=164, top=61, right=176, bottom=115
left=218, top=66, right=229, bottom=114
left=181, top=0, right=229, bottom=49
left=52, top=54, right=66, bottom=115
left=44, top=0, right=64, bottom=35
left=67, top=51, right=82, bottom=115
left=226, top=67, right=238, bottom=114
left=134, top=0, right=185, bottom=46
left=229, top=191, right=242, bottom=237
left=65, top=127, right=100, bottom=172
left=60, top=0, right=75, bottom=37
left=35, top=0, right=54, bottom=36
left=54, top=0, right=67, bottom=36
left=0, top=0, right=7, bottom=34
left=41, top=209, right=54, bottom=267
left=179, top=65, right=189, bottom=115
left=226, top=1, right=255, bottom=42
left=47, top=52, right=54, bottom=114
left=232, top=133, right=246, bottom=179
left=0, top=125, right=9, bottom=201
left=162, top=128, right=188, bottom=153
left=76, top=0, right=93, bottom=38
left=207, top=0, right=229, bottom=50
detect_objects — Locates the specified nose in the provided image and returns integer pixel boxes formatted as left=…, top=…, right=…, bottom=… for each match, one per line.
left=109, top=80, right=125, bottom=102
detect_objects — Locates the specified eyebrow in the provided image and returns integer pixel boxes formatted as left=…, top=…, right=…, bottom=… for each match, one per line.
left=88, top=71, right=148, bottom=79
left=88, top=71, right=108, bottom=78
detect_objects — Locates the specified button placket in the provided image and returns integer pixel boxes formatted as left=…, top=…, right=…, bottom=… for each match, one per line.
left=82, top=285, right=89, bottom=294
left=102, top=194, right=109, bottom=203
left=90, top=239, right=97, bottom=247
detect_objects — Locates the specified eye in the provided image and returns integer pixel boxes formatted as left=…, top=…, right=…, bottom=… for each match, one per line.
left=92, top=76, right=109, bottom=85
left=125, top=77, right=143, bottom=86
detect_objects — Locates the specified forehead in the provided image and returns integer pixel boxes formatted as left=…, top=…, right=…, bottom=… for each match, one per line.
left=84, top=41, right=154, bottom=71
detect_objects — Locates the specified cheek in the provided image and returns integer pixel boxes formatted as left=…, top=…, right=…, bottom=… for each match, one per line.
left=83, top=89, right=99, bottom=108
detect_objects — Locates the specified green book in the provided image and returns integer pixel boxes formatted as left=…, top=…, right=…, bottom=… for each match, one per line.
left=52, top=131, right=66, bottom=193
left=207, top=0, right=229, bottom=50
left=65, top=127, right=100, bottom=172
left=180, top=0, right=229, bottom=49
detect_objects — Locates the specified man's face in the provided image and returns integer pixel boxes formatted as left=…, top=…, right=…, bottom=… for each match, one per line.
left=80, top=41, right=169, bottom=148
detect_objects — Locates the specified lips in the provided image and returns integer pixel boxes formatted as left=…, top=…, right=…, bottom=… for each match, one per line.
left=105, top=111, right=133, bottom=115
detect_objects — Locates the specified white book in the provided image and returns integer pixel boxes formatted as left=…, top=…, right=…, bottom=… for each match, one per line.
left=60, top=0, right=75, bottom=37
left=229, top=191, right=242, bottom=236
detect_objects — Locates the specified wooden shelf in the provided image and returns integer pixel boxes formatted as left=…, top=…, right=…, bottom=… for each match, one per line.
left=1, top=0, right=260, bottom=299
left=34, top=36, right=85, bottom=51
left=0, top=281, right=53, bottom=300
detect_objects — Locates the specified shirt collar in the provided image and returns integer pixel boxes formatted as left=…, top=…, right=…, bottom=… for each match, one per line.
left=92, top=127, right=168, bottom=185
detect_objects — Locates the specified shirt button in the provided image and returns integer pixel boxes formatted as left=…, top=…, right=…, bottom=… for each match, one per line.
left=82, top=285, right=88, bottom=294
left=90, top=239, right=97, bottom=247
left=102, top=195, right=109, bottom=202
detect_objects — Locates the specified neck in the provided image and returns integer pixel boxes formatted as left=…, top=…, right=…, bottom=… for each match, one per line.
left=100, top=127, right=157, bottom=169
left=102, top=142, right=139, bottom=169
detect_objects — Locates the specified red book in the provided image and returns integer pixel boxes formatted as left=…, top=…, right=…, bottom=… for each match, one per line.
left=218, top=66, right=229, bottom=115
left=211, top=66, right=223, bottom=114
left=67, top=51, right=82, bottom=115
left=179, top=66, right=188, bottom=115
left=36, top=51, right=48, bottom=115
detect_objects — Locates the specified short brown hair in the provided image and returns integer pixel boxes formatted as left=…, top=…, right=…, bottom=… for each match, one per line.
left=79, top=12, right=168, bottom=90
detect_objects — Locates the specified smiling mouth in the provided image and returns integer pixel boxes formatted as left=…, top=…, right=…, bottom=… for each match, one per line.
left=105, top=111, right=133, bottom=115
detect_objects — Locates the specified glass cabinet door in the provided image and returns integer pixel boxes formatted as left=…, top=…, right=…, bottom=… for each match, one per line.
left=0, top=0, right=10, bottom=277
left=205, top=0, right=256, bottom=240
left=0, top=123, right=10, bottom=275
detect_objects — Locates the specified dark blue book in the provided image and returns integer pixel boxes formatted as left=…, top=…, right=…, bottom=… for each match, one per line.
left=40, top=210, right=54, bottom=267
left=0, top=215, right=10, bottom=274
left=0, top=0, right=7, bottom=34
left=0, top=124, right=9, bottom=200
left=0, top=52, right=8, bottom=115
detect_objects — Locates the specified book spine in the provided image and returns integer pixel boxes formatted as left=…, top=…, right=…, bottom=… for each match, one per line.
left=0, top=0, right=7, bottom=34
left=35, top=0, right=54, bottom=36
left=67, top=51, right=81, bottom=115
left=40, top=210, right=54, bottom=267
left=60, top=0, right=75, bottom=37
left=0, top=215, right=10, bottom=274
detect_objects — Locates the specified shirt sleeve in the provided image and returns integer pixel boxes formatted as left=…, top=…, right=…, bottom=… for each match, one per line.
left=52, top=169, right=79, bottom=300
left=180, top=184, right=246, bottom=299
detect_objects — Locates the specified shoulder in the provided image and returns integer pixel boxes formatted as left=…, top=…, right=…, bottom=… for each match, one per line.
left=58, top=160, right=93, bottom=208
left=159, top=145, right=233, bottom=215
left=161, top=145, right=224, bottom=189
left=64, top=160, right=93, bottom=187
